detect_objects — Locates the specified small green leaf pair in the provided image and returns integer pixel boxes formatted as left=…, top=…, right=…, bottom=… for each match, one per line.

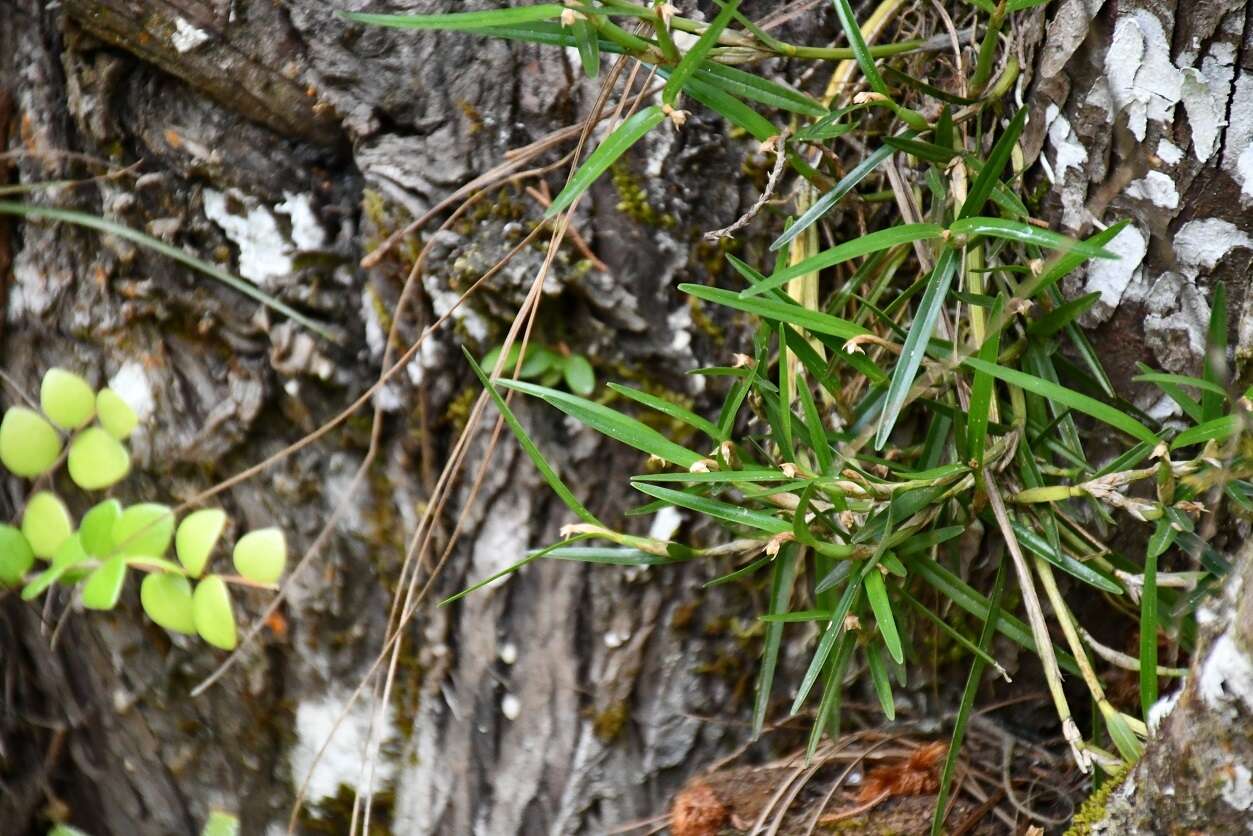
left=0, top=367, right=139, bottom=489
left=481, top=343, right=597, bottom=396
left=141, top=573, right=237, bottom=650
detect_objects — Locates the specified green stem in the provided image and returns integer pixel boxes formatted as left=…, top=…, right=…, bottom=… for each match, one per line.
left=969, top=0, right=1006, bottom=95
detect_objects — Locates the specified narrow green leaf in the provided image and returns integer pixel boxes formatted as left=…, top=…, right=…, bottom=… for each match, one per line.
left=607, top=383, right=720, bottom=440
left=1028, top=292, right=1100, bottom=338
left=704, top=554, right=771, bottom=587
left=664, top=0, right=739, bottom=104
left=544, top=546, right=688, bottom=565
left=1141, top=519, right=1174, bottom=719
left=875, top=247, right=958, bottom=449
left=497, top=378, right=704, bottom=468
left=864, top=569, right=904, bottom=663
left=755, top=546, right=796, bottom=737
left=1021, top=221, right=1128, bottom=300
left=342, top=6, right=567, bottom=31
left=771, top=136, right=911, bottom=251
left=949, top=217, right=1117, bottom=259
left=545, top=106, right=665, bottom=218
left=680, top=74, right=777, bottom=141
left=464, top=349, right=602, bottom=525
left=831, top=0, right=889, bottom=95
left=693, top=63, right=826, bottom=117
left=958, top=107, right=1026, bottom=220
left=865, top=640, right=897, bottom=720
left=1203, top=282, right=1228, bottom=422
left=632, top=482, right=789, bottom=534
left=792, top=568, right=865, bottom=713
left=963, top=357, right=1158, bottom=444
left=572, top=17, right=600, bottom=78
left=966, top=296, right=1004, bottom=466
left=743, top=224, right=943, bottom=299
left=883, top=136, right=959, bottom=163
left=931, top=554, right=1007, bottom=835
left=1010, top=519, right=1122, bottom=593
left=0, top=202, right=332, bottom=339
left=1133, top=372, right=1228, bottom=398
left=1170, top=414, right=1242, bottom=450
left=681, top=284, right=869, bottom=341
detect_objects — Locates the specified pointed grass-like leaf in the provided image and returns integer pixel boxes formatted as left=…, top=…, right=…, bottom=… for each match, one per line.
left=1010, top=519, right=1121, bottom=593
left=232, top=527, right=286, bottom=585
left=545, top=105, right=665, bottom=218
left=883, top=135, right=960, bottom=163
left=440, top=536, right=595, bottom=606
left=571, top=16, right=599, bottom=78
left=681, top=284, right=869, bottom=341
left=82, top=554, right=127, bottom=610
left=342, top=5, right=566, bottom=31
left=96, top=387, right=139, bottom=438
left=1170, top=413, right=1242, bottom=450
left=1203, top=281, right=1228, bottom=422
left=874, top=247, right=958, bottom=448
left=632, top=482, right=789, bottom=534
left=864, top=567, right=904, bottom=663
left=792, top=564, right=867, bottom=714
left=176, top=508, right=228, bottom=577
left=496, top=378, right=705, bottom=469
left=770, top=136, right=909, bottom=251
left=632, top=469, right=792, bottom=484
left=741, top=224, right=943, bottom=299
left=663, top=0, right=739, bottom=106
left=21, top=490, right=74, bottom=558
left=1132, top=371, right=1228, bottom=398
left=949, top=217, right=1117, bottom=259
left=680, top=74, right=777, bottom=141
left=561, top=354, right=595, bottom=396
left=806, top=630, right=856, bottom=760
left=692, top=64, right=826, bottom=117
left=67, top=427, right=131, bottom=490
left=930, top=554, right=1007, bottom=835
left=193, top=575, right=237, bottom=650
left=1140, top=519, right=1174, bottom=719
left=0, top=524, right=35, bottom=586
left=0, top=202, right=332, bottom=340
left=966, top=297, right=1004, bottom=467
left=465, top=349, right=602, bottom=526
left=754, top=545, right=796, bottom=737
left=608, top=383, right=720, bottom=440
left=866, top=640, right=897, bottom=720
left=1021, top=221, right=1129, bottom=300
left=112, top=503, right=175, bottom=557
left=40, top=367, right=95, bottom=429
left=0, top=407, right=62, bottom=477
left=1028, top=292, right=1100, bottom=338
left=831, top=0, right=888, bottom=95
left=959, top=107, right=1026, bottom=220
left=963, top=357, right=1158, bottom=444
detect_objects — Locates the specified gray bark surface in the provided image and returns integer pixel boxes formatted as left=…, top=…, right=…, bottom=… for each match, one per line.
left=0, top=0, right=1250, bottom=834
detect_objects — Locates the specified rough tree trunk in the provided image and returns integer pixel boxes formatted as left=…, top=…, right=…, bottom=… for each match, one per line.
left=0, top=0, right=1249, bottom=834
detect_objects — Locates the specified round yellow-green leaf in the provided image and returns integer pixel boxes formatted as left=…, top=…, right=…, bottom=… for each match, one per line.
left=82, top=554, right=128, bottom=610
left=232, top=527, right=286, bottom=585
left=80, top=498, right=122, bottom=556
left=41, top=368, right=96, bottom=430
left=193, top=575, right=237, bottom=650
left=21, top=491, right=74, bottom=558
left=96, top=387, right=139, bottom=439
left=176, top=509, right=228, bottom=577
left=112, top=503, right=174, bottom=557
left=0, top=524, right=35, bottom=586
left=141, top=572, right=197, bottom=635
left=0, top=407, right=62, bottom=477
left=67, top=427, right=131, bottom=490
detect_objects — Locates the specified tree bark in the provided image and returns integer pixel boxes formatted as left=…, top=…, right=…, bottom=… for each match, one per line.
left=0, top=0, right=1249, bottom=834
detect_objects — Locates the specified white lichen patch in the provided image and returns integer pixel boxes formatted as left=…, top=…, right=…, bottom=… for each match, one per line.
left=1045, top=105, right=1090, bottom=229
left=1198, top=633, right=1253, bottom=715
left=290, top=690, right=396, bottom=803
left=108, top=362, right=156, bottom=422
left=1082, top=224, right=1146, bottom=322
left=1147, top=688, right=1181, bottom=735
left=172, top=17, right=211, bottom=53
left=1174, top=218, right=1253, bottom=271
left=1125, top=170, right=1179, bottom=208
left=1157, top=139, right=1184, bottom=165
left=1180, top=43, right=1234, bottom=162
left=1222, top=76, right=1253, bottom=202
left=204, top=189, right=293, bottom=288
left=421, top=279, right=489, bottom=343
left=1221, top=763, right=1253, bottom=813
left=1102, top=11, right=1182, bottom=140
left=277, top=192, right=327, bottom=251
